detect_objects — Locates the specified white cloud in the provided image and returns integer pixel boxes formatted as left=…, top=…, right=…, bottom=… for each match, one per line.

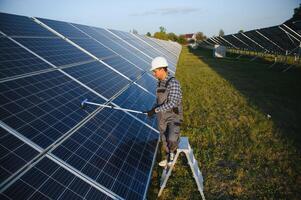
left=130, top=7, right=200, bottom=16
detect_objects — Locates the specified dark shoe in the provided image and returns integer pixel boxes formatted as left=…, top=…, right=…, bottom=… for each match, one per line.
left=167, top=153, right=175, bottom=166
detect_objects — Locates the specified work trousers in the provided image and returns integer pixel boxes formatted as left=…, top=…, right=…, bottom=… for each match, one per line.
left=159, top=121, right=181, bottom=153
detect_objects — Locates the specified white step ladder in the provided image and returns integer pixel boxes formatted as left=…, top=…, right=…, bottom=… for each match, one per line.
left=158, top=137, right=206, bottom=200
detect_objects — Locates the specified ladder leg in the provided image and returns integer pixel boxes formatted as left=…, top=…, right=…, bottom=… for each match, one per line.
left=158, top=137, right=206, bottom=199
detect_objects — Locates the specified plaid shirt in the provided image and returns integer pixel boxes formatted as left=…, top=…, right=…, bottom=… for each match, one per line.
left=155, top=73, right=182, bottom=113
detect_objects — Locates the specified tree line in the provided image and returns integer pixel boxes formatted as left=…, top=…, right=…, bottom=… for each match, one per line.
left=143, top=26, right=207, bottom=45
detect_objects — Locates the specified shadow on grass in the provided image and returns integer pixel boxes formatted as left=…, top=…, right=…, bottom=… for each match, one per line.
left=189, top=47, right=301, bottom=149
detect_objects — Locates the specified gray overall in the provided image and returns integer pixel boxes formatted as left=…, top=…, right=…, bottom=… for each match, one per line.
left=156, top=77, right=183, bottom=153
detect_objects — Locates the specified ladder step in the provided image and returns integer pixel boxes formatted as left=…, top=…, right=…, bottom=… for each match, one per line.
left=188, top=152, right=194, bottom=162
left=158, top=137, right=205, bottom=200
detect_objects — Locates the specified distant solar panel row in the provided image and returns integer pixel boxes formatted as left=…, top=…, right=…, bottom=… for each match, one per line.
left=202, top=21, right=301, bottom=55
left=0, top=12, right=181, bottom=200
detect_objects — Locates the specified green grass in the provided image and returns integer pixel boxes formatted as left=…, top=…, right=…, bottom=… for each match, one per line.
left=147, top=46, right=301, bottom=199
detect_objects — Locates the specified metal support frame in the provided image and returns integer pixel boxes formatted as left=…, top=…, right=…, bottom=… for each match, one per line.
left=158, top=137, right=205, bottom=200
left=256, top=30, right=284, bottom=52
left=279, top=26, right=301, bottom=44
left=241, top=32, right=268, bottom=52
left=235, top=54, right=243, bottom=59
left=208, top=37, right=219, bottom=45
left=282, top=64, right=294, bottom=72
left=269, top=60, right=278, bottom=68
left=203, top=39, right=215, bottom=46
left=282, top=24, right=301, bottom=39
left=219, top=36, right=238, bottom=49
left=232, top=34, right=251, bottom=49
left=213, top=36, right=226, bottom=46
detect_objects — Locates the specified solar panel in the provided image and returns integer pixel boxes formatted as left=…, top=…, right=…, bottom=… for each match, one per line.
left=14, top=37, right=93, bottom=67
left=0, top=70, right=104, bottom=149
left=135, top=34, right=178, bottom=62
left=112, top=84, right=157, bottom=128
left=135, top=73, right=157, bottom=95
left=206, top=22, right=301, bottom=55
left=36, top=17, right=89, bottom=39
left=109, top=29, right=159, bottom=59
left=108, top=30, right=178, bottom=71
left=0, top=12, right=55, bottom=37
left=223, top=35, right=245, bottom=49
left=71, top=24, right=151, bottom=70
left=51, top=108, right=158, bottom=199
left=70, top=38, right=118, bottom=59
left=35, top=18, right=120, bottom=60
left=62, top=61, right=131, bottom=99
left=244, top=30, right=272, bottom=52
left=0, top=127, right=39, bottom=182
left=1, top=157, right=114, bottom=200
left=102, top=56, right=143, bottom=81
left=150, top=37, right=181, bottom=56
left=1, top=12, right=181, bottom=200
left=0, top=37, right=52, bottom=79
left=260, top=26, right=299, bottom=53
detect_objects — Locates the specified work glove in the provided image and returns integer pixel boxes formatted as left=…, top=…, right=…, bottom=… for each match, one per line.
left=144, top=107, right=156, bottom=118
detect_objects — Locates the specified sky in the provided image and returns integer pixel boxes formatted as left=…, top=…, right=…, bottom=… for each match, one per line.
left=0, top=0, right=299, bottom=37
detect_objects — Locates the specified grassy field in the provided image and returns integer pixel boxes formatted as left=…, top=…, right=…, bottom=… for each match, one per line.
left=147, top=46, right=301, bottom=199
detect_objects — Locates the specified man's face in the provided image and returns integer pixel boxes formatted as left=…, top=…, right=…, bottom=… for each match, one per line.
left=152, top=68, right=166, bottom=80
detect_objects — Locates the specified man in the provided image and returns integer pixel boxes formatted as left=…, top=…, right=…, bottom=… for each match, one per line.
left=144, top=56, right=183, bottom=167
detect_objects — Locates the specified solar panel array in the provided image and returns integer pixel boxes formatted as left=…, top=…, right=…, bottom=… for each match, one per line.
left=201, top=20, right=301, bottom=55
left=0, top=12, right=182, bottom=200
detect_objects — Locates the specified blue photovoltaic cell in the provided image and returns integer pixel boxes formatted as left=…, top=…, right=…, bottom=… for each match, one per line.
left=0, top=12, right=55, bottom=37
left=0, top=70, right=104, bottom=149
left=137, top=36, right=178, bottom=72
left=37, top=17, right=89, bottom=39
left=1, top=157, right=113, bottom=200
left=63, top=61, right=130, bottom=99
left=135, top=73, right=157, bottom=95
left=0, top=12, right=181, bottom=200
left=102, top=56, right=143, bottom=81
left=113, top=84, right=157, bottom=128
left=151, top=37, right=180, bottom=57
left=71, top=38, right=117, bottom=59
left=109, top=30, right=178, bottom=71
left=109, top=30, right=159, bottom=58
left=0, top=127, right=39, bottom=183
left=52, top=108, right=159, bottom=199
left=14, top=37, right=93, bottom=67
left=0, top=37, right=52, bottom=79
left=72, top=24, right=151, bottom=70
left=136, top=34, right=178, bottom=64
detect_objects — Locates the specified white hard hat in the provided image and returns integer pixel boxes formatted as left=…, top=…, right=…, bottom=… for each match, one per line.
left=150, top=57, right=168, bottom=71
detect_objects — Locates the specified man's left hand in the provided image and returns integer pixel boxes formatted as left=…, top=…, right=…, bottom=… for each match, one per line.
left=144, top=108, right=156, bottom=117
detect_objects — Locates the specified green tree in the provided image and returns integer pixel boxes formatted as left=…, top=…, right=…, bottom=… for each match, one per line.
left=195, top=32, right=206, bottom=41
left=132, top=29, right=138, bottom=34
left=167, top=32, right=178, bottom=41
left=238, top=29, right=244, bottom=33
left=154, top=32, right=168, bottom=40
left=177, top=35, right=187, bottom=44
left=293, top=3, right=301, bottom=19
left=159, top=26, right=166, bottom=33
left=146, top=32, right=151, bottom=37
left=154, top=26, right=168, bottom=40
left=219, top=29, right=225, bottom=36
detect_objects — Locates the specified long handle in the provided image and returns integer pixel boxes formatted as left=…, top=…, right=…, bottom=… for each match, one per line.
left=82, top=99, right=146, bottom=115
